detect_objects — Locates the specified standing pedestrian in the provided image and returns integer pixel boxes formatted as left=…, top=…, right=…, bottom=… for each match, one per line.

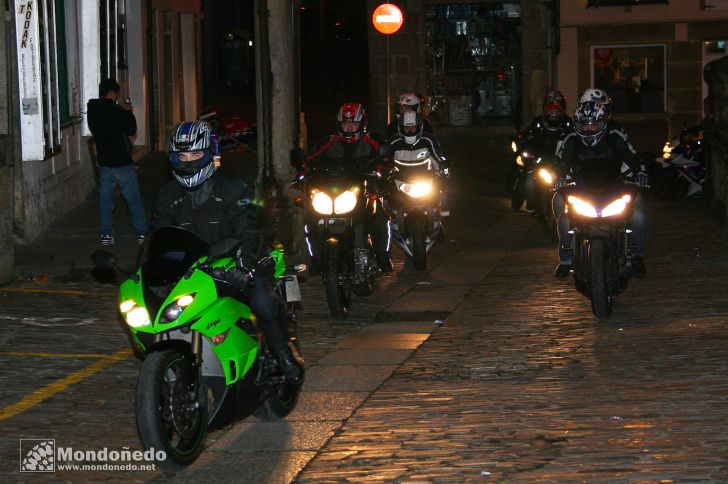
left=87, top=78, right=149, bottom=245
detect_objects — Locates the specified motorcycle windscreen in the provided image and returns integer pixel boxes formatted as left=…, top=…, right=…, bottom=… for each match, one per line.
left=573, top=159, right=625, bottom=188
left=142, top=226, right=210, bottom=286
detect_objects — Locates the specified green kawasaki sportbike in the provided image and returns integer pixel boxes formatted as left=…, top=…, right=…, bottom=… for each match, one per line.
left=93, top=226, right=304, bottom=471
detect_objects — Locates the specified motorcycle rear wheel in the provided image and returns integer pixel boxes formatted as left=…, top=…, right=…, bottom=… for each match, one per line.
left=589, top=239, right=613, bottom=318
left=254, top=342, right=304, bottom=421
left=136, top=350, right=207, bottom=471
left=324, top=244, right=351, bottom=319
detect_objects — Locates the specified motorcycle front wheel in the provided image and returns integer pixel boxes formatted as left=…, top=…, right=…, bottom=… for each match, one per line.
left=511, top=175, right=526, bottom=211
left=324, top=244, right=351, bottom=319
left=589, top=239, right=613, bottom=318
left=136, top=350, right=207, bottom=471
left=410, top=218, right=428, bottom=271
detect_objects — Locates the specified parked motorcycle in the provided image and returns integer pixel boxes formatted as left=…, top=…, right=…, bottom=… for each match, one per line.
left=295, top=156, right=381, bottom=319
left=559, top=179, right=640, bottom=318
left=384, top=148, right=445, bottom=271
left=654, top=124, right=705, bottom=200
left=92, top=227, right=304, bottom=470
left=199, top=107, right=257, bottom=154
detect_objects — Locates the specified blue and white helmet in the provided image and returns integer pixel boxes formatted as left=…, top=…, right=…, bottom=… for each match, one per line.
left=168, top=121, right=218, bottom=188
left=574, top=88, right=612, bottom=146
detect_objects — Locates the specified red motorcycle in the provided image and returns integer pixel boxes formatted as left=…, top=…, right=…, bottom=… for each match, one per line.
left=199, top=107, right=257, bottom=154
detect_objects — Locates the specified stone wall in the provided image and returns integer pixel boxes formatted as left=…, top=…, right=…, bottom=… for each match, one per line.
left=703, top=55, right=728, bottom=227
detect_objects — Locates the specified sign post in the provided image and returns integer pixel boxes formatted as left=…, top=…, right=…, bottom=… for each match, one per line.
left=371, top=3, right=403, bottom=124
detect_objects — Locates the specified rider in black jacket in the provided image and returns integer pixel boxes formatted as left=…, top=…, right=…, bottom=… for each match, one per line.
left=552, top=88, right=648, bottom=279
left=152, top=120, right=302, bottom=383
left=522, top=90, right=573, bottom=209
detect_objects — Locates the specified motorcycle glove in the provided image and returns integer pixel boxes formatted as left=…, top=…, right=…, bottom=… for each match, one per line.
left=224, top=266, right=252, bottom=289
left=636, top=171, right=649, bottom=188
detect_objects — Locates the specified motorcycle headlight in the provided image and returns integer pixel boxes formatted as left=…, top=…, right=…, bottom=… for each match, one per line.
left=511, top=140, right=517, bottom=153
left=311, top=190, right=333, bottom=215
left=399, top=180, right=433, bottom=198
left=662, top=141, right=672, bottom=159
left=119, top=299, right=151, bottom=328
left=538, top=168, right=554, bottom=185
left=334, top=189, right=358, bottom=214
left=160, top=293, right=196, bottom=323
left=601, top=194, right=632, bottom=217
left=567, top=195, right=598, bottom=218
left=516, top=155, right=524, bottom=166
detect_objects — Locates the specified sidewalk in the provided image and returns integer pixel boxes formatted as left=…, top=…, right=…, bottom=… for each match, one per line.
left=13, top=150, right=258, bottom=280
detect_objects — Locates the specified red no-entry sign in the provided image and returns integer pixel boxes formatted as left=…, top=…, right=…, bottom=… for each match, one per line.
left=372, top=3, right=403, bottom=35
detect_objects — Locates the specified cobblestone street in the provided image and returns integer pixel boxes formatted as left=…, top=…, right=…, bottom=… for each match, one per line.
left=2, top=129, right=728, bottom=482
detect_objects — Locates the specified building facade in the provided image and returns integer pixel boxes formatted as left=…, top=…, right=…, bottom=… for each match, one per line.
left=0, top=0, right=204, bottom=283
left=557, top=0, right=728, bottom=151
left=365, top=0, right=728, bottom=151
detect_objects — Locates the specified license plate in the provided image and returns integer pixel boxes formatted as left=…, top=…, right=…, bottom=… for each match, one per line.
left=284, top=275, right=301, bottom=302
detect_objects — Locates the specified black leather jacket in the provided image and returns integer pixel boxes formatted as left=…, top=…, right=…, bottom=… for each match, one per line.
left=556, top=121, right=643, bottom=183
left=151, top=170, right=262, bottom=263
left=523, top=115, right=573, bottom=161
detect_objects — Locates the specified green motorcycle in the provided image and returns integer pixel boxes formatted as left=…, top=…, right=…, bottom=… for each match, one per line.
left=93, top=226, right=304, bottom=471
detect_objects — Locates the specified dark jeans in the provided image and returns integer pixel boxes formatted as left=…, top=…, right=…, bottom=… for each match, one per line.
left=552, top=191, right=645, bottom=265
left=247, top=273, right=289, bottom=352
left=98, top=165, right=149, bottom=237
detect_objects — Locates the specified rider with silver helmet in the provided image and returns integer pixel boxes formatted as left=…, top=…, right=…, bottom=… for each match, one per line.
left=386, top=92, right=434, bottom=138
left=386, top=110, right=451, bottom=216
left=152, top=120, right=302, bottom=383
left=551, top=88, right=648, bottom=279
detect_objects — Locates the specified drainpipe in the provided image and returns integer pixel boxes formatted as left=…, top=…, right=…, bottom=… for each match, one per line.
left=5, top=0, right=16, bottom=232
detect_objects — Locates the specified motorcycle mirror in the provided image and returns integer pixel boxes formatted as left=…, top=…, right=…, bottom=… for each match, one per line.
left=379, top=144, right=393, bottom=158
left=290, top=147, right=306, bottom=169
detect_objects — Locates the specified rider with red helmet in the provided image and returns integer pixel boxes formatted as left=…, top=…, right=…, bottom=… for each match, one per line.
left=303, top=102, right=393, bottom=272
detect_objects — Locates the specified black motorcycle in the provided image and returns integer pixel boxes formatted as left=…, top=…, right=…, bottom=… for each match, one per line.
left=506, top=130, right=533, bottom=210
left=384, top=149, right=445, bottom=271
left=296, top=157, right=380, bottom=319
left=559, top=179, right=640, bottom=318
left=530, top=156, right=559, bottom=241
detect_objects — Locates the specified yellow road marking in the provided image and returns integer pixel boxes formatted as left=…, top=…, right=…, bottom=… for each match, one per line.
left=0, top=287, right=117, bottom=297
left=0, top=351, right=115, bottom=359
left=0, top=348, right=131, bottom=423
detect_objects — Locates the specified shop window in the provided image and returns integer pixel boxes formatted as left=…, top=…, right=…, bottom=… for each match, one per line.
left=591, top=44, right=666, bottom=114
left=425, top=3, right=521, bottom=124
